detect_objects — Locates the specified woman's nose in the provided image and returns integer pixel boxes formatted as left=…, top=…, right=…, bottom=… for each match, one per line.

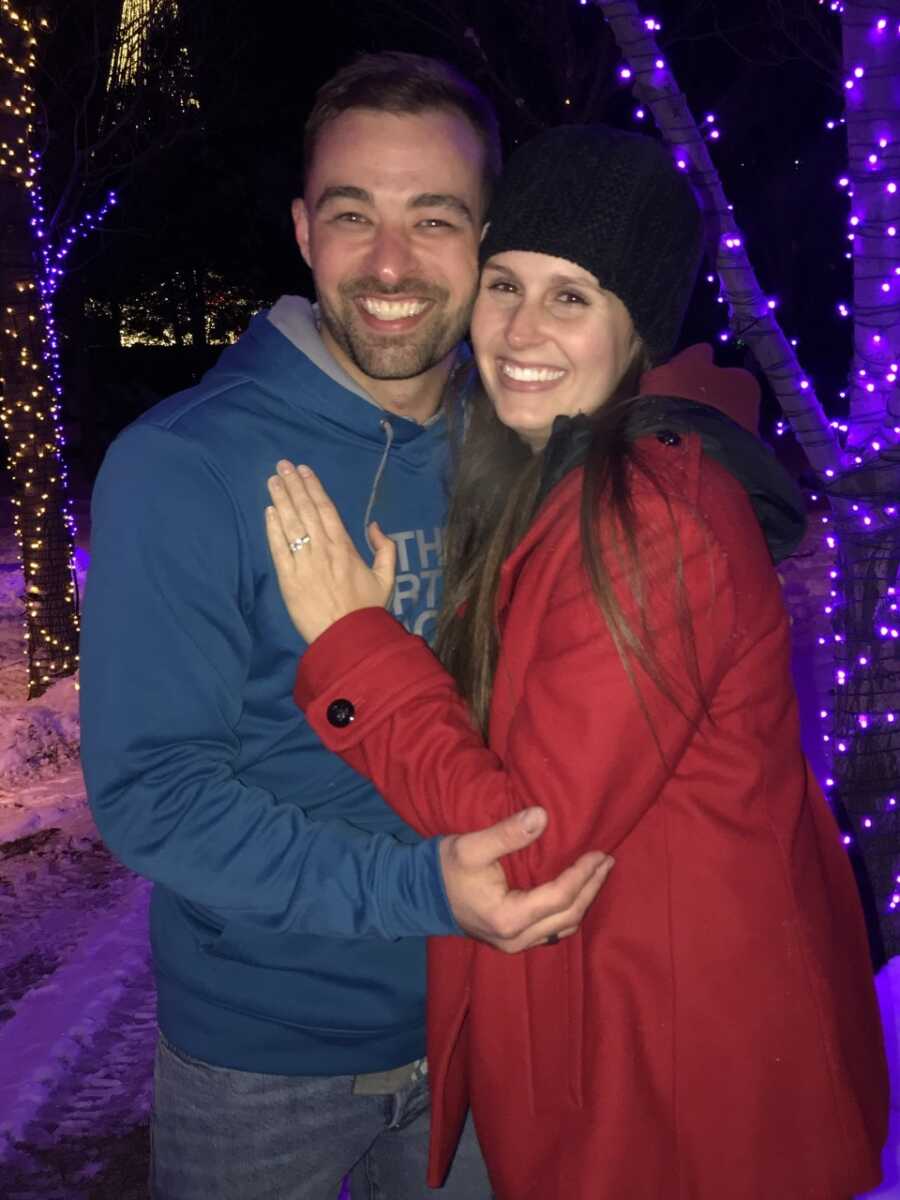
left=504, top=300, right=545, bottom=349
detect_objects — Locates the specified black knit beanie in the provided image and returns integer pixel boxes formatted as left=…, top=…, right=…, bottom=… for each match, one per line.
left=479, top=125, right=703, bottom=363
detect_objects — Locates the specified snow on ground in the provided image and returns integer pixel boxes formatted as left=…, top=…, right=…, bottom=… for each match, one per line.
left=0, top=510, right=156, bottom=1197
left=0, top=824, right=153, bottom=1198
left=0, top=515, right=86, bottom=846
left=0, top=499, right=895, bottom=1196
left=0, top=681, right=83, bottom=845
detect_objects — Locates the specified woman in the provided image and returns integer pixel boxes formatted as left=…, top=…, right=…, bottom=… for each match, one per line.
left=265, top=126, right=888, bottom=1198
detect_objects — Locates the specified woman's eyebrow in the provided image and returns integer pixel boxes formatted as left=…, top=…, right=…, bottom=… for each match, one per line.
left=482, top=263, right=599, bottom=290
left=547, top=272, right=598, bottom=290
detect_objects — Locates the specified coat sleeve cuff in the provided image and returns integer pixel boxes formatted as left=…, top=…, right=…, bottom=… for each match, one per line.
left=295, top=607, right=448, bottom=755
left=295, top=607, right=412, bottom=708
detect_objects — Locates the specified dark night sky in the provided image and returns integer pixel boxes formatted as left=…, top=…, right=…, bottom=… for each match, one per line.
left=40, top=0, right=853, bottom=453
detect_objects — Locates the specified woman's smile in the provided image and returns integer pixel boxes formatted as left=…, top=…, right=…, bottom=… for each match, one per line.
left=496, top=357, right=569, bottom=389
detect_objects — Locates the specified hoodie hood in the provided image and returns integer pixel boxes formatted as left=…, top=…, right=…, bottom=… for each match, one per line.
left=266, top=295, right=375, bottom=406
left=206, top=296, right=445, bottom=453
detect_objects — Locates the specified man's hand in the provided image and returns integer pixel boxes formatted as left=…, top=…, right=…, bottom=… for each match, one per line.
left=438, top=808, right=613, bottom=953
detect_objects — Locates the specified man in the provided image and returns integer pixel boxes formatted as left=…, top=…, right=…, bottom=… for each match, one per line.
left=79, top=52, right=610, bottom=1199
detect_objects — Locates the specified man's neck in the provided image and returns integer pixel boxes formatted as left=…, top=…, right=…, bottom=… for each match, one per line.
left=319, top=325, right=457, bottom=425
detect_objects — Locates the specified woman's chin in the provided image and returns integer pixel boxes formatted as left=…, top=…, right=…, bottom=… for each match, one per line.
left=496, top=413, right=550, bottom=452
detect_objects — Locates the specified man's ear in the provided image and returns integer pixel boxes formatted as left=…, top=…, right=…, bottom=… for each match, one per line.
left=291, top=197, right=312, bottom=268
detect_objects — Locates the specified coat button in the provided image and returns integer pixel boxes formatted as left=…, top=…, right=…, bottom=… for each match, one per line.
left=656, top=429, right=681, bottom=446
left=326, top=699, right=356, bottom=728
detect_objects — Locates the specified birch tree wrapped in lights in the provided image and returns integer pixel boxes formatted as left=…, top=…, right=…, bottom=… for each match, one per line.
left=841, top=1, right=900, bottom=444
left=0, top=4, right=81, bottom=699
left=0, top=0, right=190, bottom=700
left=826, top=0, right=900, bottom=959
left=593, top=0, right=900, bottom=958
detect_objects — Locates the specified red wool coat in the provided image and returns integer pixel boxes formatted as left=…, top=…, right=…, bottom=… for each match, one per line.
left=296, top=434, right=888, bottom=1199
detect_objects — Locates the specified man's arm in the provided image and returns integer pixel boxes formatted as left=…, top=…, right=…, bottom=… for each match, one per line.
left=80, top=423, right=606, bottom=948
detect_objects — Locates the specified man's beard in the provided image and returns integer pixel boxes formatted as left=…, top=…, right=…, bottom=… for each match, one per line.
left=318, top=277, right=475, bottom=381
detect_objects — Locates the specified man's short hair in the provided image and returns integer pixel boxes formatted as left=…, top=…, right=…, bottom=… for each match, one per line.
left=303, top=51, right=501, bottom=204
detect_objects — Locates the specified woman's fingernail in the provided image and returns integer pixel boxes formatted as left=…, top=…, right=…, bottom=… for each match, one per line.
left=277, top=461, right=293, bottom=476
left=297, top=464, right=311, bottom=477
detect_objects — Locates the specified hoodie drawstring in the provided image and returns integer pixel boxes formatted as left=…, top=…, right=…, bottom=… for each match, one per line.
left=363, top=419, right=394, bottom=553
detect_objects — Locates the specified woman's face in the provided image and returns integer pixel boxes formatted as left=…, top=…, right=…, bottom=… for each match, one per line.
left=471, top=251, right=638, bottom=451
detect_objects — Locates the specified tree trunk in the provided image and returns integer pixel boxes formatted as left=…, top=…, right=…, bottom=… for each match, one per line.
left=830, top=0, right=900, bottom=961
left=0, top=4, right=80, bottom=698
left=826, top=466, right=900, bottom=963
left=842, top=0, right=900, bottom=444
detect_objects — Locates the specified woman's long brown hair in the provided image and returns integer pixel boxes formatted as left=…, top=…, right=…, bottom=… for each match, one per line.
left=436, top=354, right=707, bottom=746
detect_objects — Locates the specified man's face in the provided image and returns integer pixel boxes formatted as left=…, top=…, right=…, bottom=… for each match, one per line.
left=294, top=108, right=485, bottom=383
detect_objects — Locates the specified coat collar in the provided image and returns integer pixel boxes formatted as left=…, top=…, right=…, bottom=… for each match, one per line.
left=530, top=398, right=807, bottom=564
left=493, top=394, right=808, bottom=617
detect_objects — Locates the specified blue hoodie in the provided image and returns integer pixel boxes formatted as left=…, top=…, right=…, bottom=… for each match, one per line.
left=80, top=297, right=460, bottom=1076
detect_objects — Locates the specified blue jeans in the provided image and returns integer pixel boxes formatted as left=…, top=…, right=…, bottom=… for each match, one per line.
left=151, top=1035, right=492, bottom=1199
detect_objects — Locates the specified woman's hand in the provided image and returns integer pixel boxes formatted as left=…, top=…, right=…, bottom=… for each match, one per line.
left=266, top=461, right=396, bottom=644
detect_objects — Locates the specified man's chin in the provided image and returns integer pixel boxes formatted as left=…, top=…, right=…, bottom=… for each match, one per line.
left=345, top=337, right=450, bottom=382
left=353, top=357, right=442, bottom=381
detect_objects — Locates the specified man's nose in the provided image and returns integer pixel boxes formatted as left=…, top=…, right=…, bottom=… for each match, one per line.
left=363, top=226, right=419, bottom=287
